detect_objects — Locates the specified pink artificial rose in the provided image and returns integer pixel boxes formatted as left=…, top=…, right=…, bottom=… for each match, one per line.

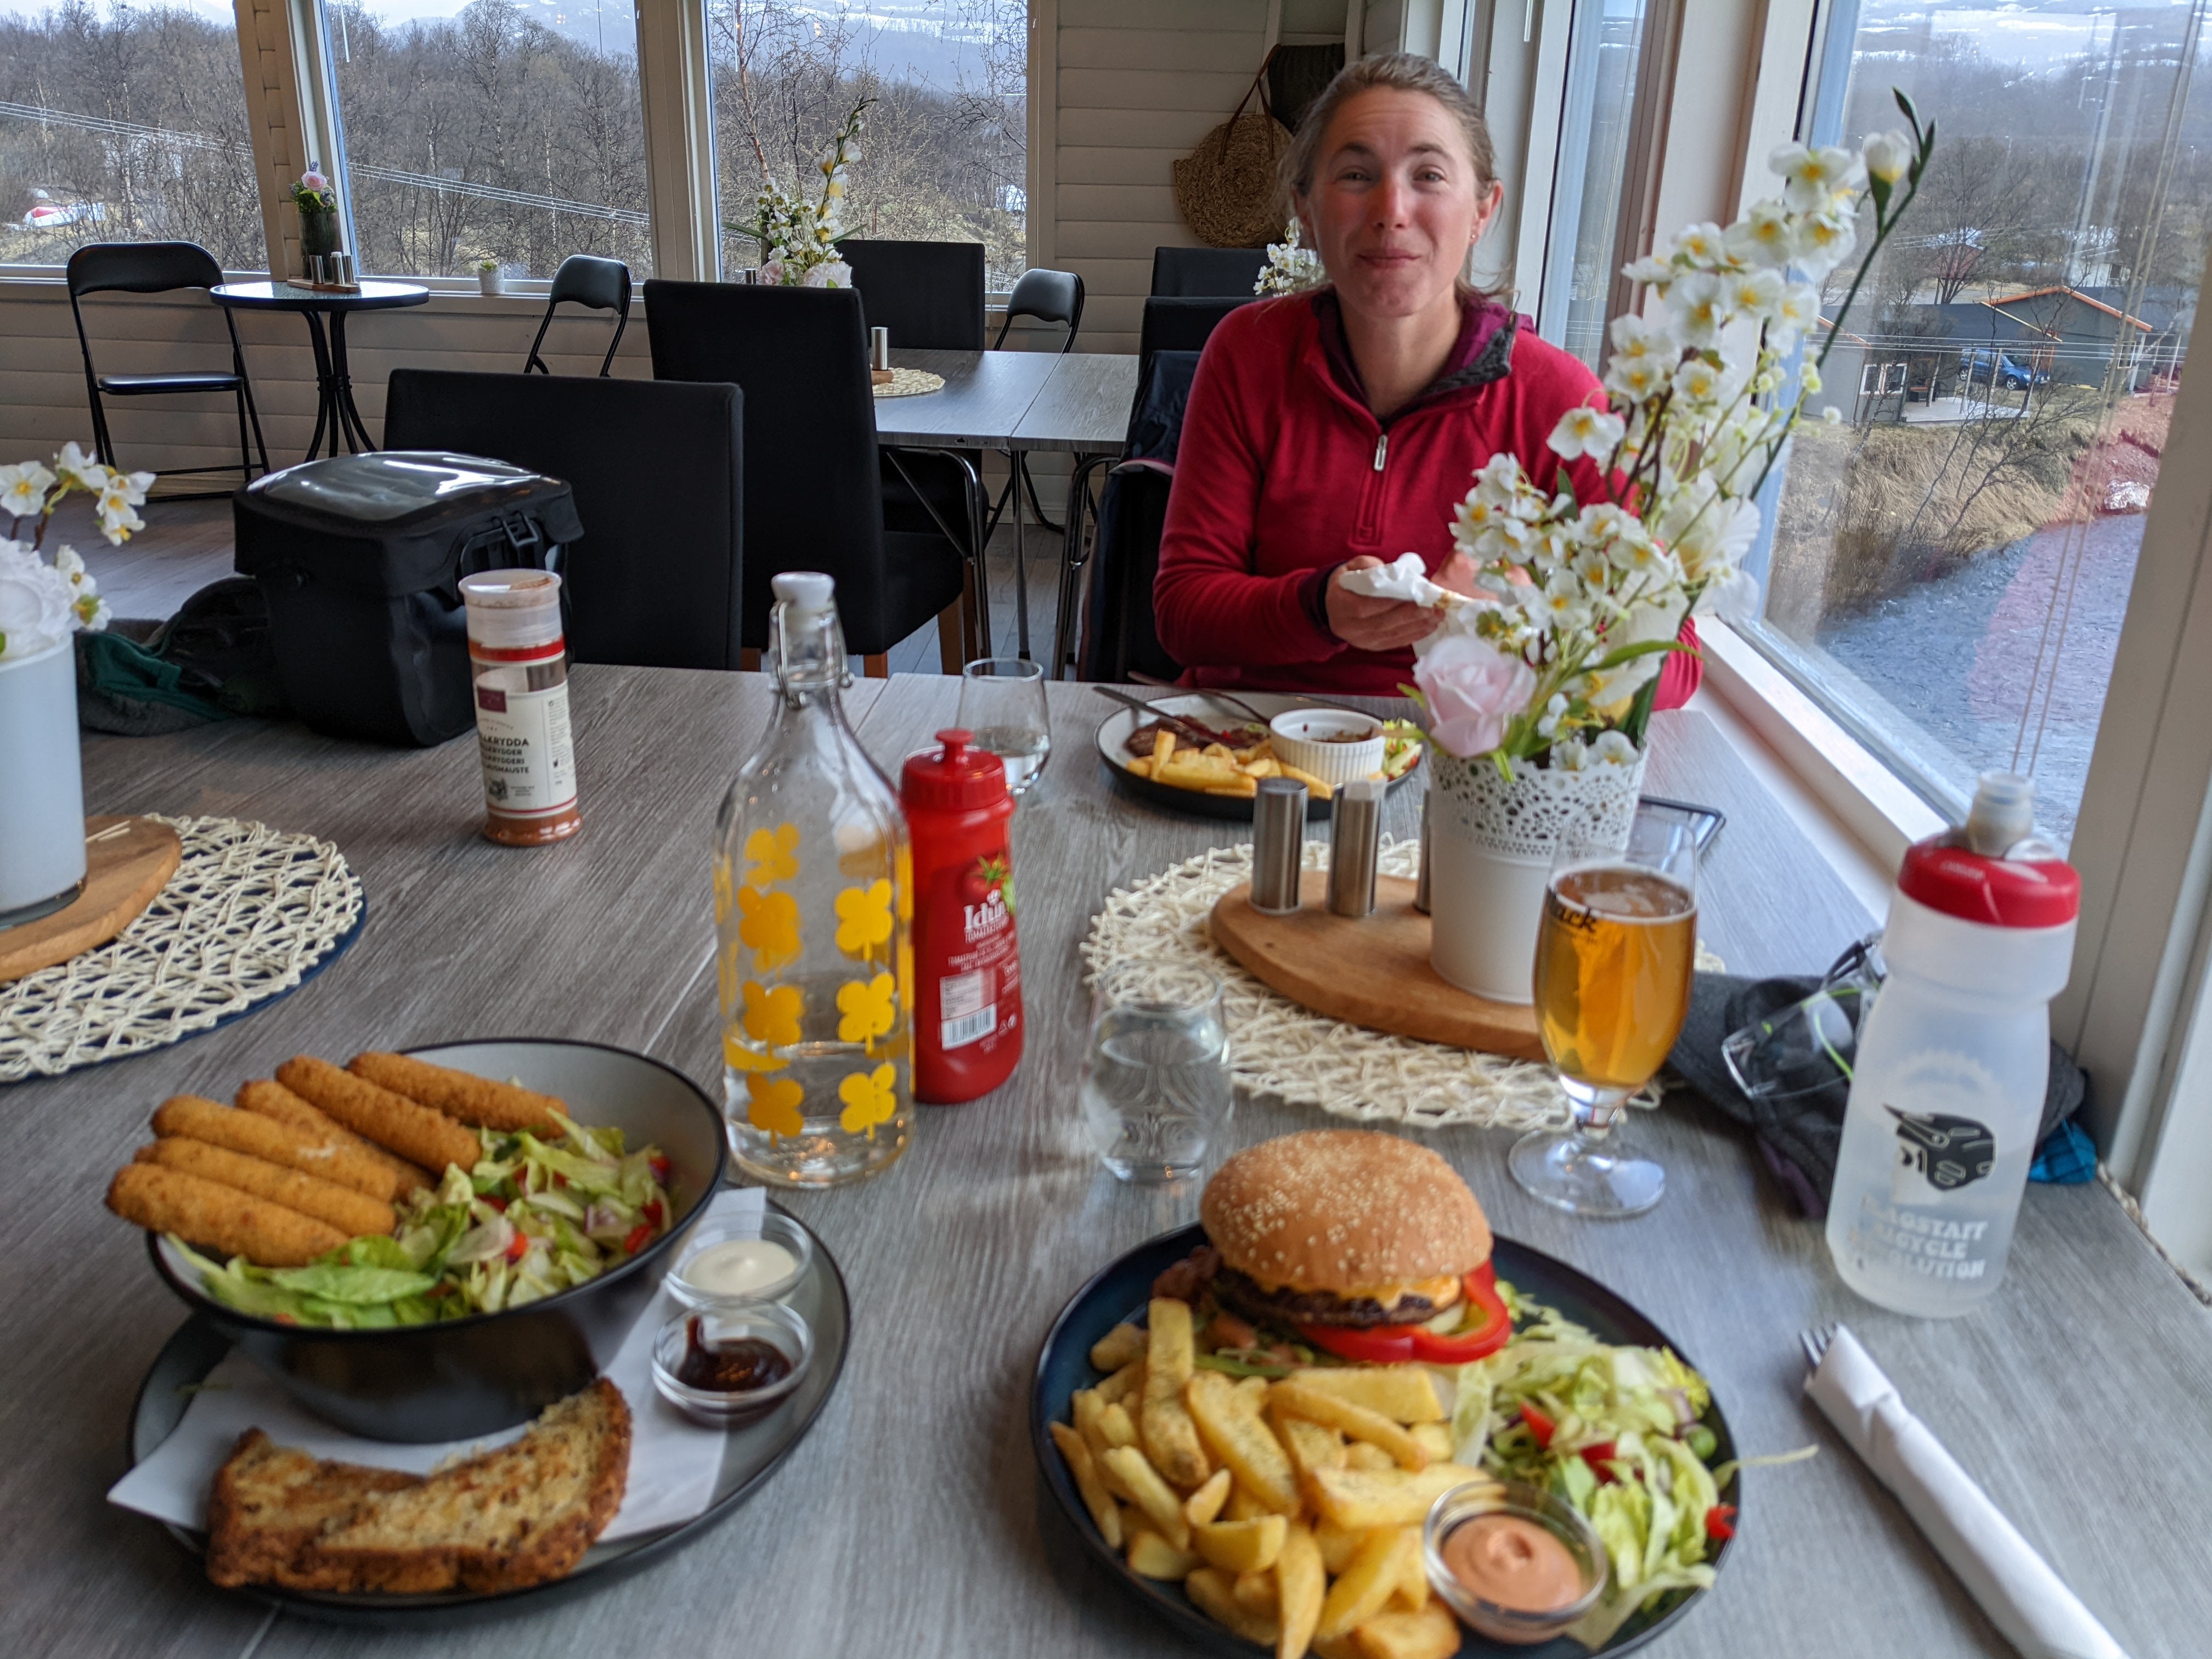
left=301, top=170, right=328, bottom=191
left=1413, top=631, right=1536, bottom=759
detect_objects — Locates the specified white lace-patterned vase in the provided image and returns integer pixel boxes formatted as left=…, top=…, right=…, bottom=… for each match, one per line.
left=1426, top=748, right=1646, bottom=1004
left=0, top=636, right=88, bottom=925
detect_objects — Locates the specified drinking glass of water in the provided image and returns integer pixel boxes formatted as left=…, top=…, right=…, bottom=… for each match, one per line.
left=956, top=658, right=1051, bottom=795
left=1080, top=962, right=1232, bottom=1182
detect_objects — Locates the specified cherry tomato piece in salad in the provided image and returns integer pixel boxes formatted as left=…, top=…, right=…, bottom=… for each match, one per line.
left=1520, top=1402, right=1558, bottom=1449
left=623, top=1222, right=654, bottom=1254
left=1705, top=1504, right=1738, bottom=1542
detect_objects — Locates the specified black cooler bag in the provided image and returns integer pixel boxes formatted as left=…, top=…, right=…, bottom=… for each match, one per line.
left=234, top=453, right=583, bottom=746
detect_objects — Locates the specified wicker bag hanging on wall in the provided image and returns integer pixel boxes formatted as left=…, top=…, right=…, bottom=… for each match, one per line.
left=1172, top=52, right=1290, bottom=249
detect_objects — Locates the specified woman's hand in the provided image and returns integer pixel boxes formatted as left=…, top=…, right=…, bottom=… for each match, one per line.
left=1325, top=555, right=1444, bottom=652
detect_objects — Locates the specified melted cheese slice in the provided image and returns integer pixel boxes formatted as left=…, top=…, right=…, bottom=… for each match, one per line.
left=1243, top=1272, right=1464, bottom=1312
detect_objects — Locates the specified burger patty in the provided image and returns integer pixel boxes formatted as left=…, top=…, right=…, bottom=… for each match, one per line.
left=1211, top=1264, right=1448, bottom=1330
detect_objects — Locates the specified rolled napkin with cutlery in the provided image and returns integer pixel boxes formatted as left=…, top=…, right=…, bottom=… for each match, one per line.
left=1804, top=1324, right=2130, bottom=1659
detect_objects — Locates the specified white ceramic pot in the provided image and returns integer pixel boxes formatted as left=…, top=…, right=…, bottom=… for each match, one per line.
left=479, top=267, right=504, bottom=296
left=0, top=636, right=88, bottom=922
left=1426, top=748, right=1646, bottom=1004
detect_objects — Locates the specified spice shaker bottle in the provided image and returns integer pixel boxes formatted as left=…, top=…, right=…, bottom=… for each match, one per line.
left=902, top=728, right=1023, bottom=1103
left=1825, top=773, right=2079, bottom=1316
left=715, top=572, right=914, bottom=1186
left=460, top=568, right=579, bottom=846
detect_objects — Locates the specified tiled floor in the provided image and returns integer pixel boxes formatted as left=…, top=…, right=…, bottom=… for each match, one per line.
left=58, top=492, right=1075, bottom=676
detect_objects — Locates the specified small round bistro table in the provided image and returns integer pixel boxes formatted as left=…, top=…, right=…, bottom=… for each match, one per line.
left=210, top=279, right=430, bottom=461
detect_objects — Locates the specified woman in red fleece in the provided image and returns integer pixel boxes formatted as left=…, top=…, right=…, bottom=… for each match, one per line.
left=1153, top=54, right=1697, bottom=707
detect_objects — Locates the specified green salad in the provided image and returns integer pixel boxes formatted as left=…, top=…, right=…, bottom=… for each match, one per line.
left=1449, top=1284, right=1804, bottom=1649
left=174, top=1119, right=675, bottom=1328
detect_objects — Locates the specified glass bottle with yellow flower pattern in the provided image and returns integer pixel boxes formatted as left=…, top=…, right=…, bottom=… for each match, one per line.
left=714, top=572, right=914, bottom=1186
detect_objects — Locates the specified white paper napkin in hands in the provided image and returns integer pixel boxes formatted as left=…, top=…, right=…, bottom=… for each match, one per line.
left=109, top=1186, right=770, bottom=1547
left=1335, top=552, right=1465, bottom=610
left=1805, top=1324, right=2130, bottom=1659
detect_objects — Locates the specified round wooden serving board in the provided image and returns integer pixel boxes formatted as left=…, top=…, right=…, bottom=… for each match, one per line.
left=1209, top=871, right=1545, bottom=1060
left=0, top=816, right=182, bottom=984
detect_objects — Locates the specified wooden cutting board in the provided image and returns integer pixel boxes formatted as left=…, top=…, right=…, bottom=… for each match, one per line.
left=1209, top=872, right=1546, bottom=1059
left=0, top=816, right=182, bottom=984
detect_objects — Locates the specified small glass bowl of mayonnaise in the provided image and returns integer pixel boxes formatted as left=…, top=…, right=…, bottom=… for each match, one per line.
left=667, top=1206, right=814, bottom=1308
left=1423, top=1479, right=1607, bottom=1644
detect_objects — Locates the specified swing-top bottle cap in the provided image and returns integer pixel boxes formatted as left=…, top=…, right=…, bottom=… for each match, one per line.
left=771, top=572, right=836, bottom=616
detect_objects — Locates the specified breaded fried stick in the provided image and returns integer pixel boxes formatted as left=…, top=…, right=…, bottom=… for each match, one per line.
left=276, top=1057, right=482, bottom=1177
left=153, top=1096, right=402, bottom=1203
left=134, top=1138, right=397, bottom=1238
left=348, top=1051, right=569, bottom=1137
left=107, top=1164, right=347, bottom=1267
left=236, top=1079, right=432, bottom=1194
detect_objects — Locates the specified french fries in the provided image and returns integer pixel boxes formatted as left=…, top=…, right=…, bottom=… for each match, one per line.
left=1142, top=1299, right=1212, bottom=1489
left=1121, top=722, right=1392, bottom=804
left=1054, top=1306, right=1487, bottom=1659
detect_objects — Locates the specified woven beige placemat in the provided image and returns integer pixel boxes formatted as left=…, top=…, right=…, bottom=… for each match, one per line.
left=873, top=368, right=945, bottom=399
left=0, top=815, right=363, bottom=1082
left=1082, top=840, right=1722, bottom=1132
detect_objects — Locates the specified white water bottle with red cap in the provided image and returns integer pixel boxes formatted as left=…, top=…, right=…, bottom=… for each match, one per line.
left=1825, top=774, right=2080, bottom=1317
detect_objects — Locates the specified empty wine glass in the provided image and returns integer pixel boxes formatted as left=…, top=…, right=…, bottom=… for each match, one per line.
left=955, top=657, right=1051, bottom=795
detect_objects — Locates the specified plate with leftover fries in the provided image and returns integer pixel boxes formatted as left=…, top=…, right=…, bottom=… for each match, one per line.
left=1094, top=693, right=1424, bottom=821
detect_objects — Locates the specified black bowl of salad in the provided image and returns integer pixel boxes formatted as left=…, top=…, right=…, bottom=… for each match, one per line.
left=149, top=1039, right=729, bottom=1442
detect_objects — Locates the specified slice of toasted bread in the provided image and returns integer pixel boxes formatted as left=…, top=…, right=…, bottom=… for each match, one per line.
left=205, top=1429, right=421, bottom=1589
left=285, top=1380, right=631, bottom=1594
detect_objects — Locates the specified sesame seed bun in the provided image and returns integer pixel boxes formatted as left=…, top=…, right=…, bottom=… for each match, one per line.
left=1200, top=1129, right=1491, bottom=1295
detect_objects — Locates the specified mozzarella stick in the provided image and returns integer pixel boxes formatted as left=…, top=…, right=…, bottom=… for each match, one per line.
left=276, top=1057, right=482, bottom=1177
left=107, top=1163, right=347, bottom=1268
left=346, top=1051, right=569, bottom=1136
left=134, top=1138, right=397, bottom=1239
left=152, top=1096, right=401, bottom=1202
left=236, top=1079, right=432, bottom=1194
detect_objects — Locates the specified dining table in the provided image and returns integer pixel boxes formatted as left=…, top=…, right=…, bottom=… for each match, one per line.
left=7, top=669, right=2208, bottom=1659
left=879, top=349, right=1138, bottom=664
left=209, top=280, right=431, bottom=463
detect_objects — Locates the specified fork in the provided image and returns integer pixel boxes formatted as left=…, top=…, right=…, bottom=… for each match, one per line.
left=1799, top=1321, right=1837, bottom=1372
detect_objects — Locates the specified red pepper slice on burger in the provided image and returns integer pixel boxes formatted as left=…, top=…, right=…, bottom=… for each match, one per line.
left=1294, top=1265, right=1515, bottom=1364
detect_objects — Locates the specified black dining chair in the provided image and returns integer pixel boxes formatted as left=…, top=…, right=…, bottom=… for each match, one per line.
left=1149, top=245, right=1268, bottom=297
left=1139, top=295, right=1254, bottom=388
left=383, top=369, right=742, bottom=671
left=984, top=267, right=1086, bottom=544
left=524, top=255, right=631, bottom=377
left=840, top=239, right=987, bottom=350
left=641, top=280, right=970, bottom=675
left=1079, top=349, right=1204, bottom=684
left=66, top=240, right=269, bottom=490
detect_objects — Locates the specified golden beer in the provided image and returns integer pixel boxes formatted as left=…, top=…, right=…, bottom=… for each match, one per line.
left=1534, top=864, right=1698, bottom=1091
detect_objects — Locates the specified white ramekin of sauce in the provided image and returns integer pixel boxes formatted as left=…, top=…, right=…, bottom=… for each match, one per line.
left=1424, top=1479, right=1608, bottom=1644
left=668, top=1206, right=814, bottom=1307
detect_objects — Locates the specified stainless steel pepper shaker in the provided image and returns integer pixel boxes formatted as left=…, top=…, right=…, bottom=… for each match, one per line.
left=1328, top=780, right=1385, bottom=918
left=870, top=326, right=891, bottom=372
left=1250, top=777, right=1307, bottom=914
left=1413, top=790, right=1432, bottom=914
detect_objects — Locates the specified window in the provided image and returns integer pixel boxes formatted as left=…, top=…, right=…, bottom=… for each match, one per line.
left=1537, top=0, right=1661, bottom=368
left=1742, top=0, right=2209, bottom=847
left=0, top=0, right=264, bottom=270
left=322, top=0, right=653, bottom=279
left=706, top=1, right=1027, bottom=290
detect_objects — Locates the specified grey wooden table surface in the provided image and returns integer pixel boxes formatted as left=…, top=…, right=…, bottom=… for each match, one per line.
left=8, top=671, right=2207, bottom=1659
left=1013, top=353, right=1142, bottom=453
left=877, top=348, right=1061, bottom=448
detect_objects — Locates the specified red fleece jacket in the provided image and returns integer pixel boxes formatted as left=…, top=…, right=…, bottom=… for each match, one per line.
left=1152, top=291, right=1700, bottom=706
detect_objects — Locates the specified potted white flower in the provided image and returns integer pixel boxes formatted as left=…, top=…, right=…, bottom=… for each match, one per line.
left=1, top=443, right=138, bottom=924
left=741, top=98, right=869, bottom=290
left=478, top=258, right=503, bottom=297
left=1365, top=96, right=1935, bottom=1002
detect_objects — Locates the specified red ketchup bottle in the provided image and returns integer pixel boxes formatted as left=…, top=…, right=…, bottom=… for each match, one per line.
left=902, top=729, right=1023, bottom=1103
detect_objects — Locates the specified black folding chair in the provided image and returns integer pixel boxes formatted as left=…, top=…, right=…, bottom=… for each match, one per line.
left=1149, top=245, right=1268, bottom=297
left=984, top=267, right=1086, bottom=543
left=66, top=241, right=268, bottom=491
left=524, top=255, right=631, bottom=376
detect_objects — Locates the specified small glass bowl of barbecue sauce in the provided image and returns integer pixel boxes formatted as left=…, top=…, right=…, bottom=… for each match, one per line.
left=651, top=1301, right=812, bottom=1427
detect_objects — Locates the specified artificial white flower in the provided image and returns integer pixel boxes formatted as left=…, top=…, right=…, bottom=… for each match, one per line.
left=1768, top=281, right=1821, bottom=349
left=1793, top=211, right=1858, bottom=278
left=1535, top=571, right=1591, bottom=634
left=1669, top=272, right=1726, bottom=349
left=53, top=441, right=103, bottom=490
left=0, top=540, right=77, bottom=659
left=1605, top=355, right=1668, bottom=403
left=1671, top=358, right=1724, bottom=404
left=1863, top=129, right=1914, bottom=185
left=1535, top=692, right=1570, bottom=739
left=1800, top=361, right=1824, bottom=397
left=1610, top=311, right=1674, bottom=360
left=1548, top=404, right=1625, bottom=462
left=1771, top=143, right=1865, bottom=213
left=1589, top=729, right=1641, bottom=766
left=1622, top=254, right=1673, bottom=288
left=0, top=461, right=55, bottom=521
left=1822, top=405, right=1843, bottom=425
left=1668, top=222, right=1730, bottom=267
left=801, top=260, right=853, bottom=289
left=1720, top=267, right=1784, bottom=321
left=1725, top=200, right=1796, bottom=269
left=1674, top=496, right=1762, bottom=583
left=1551, top=736, right=1589, bottom=771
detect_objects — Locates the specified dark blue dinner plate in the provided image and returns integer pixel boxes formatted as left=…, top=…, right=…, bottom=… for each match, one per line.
left=1030, top=1223, right=1739, bottom=1658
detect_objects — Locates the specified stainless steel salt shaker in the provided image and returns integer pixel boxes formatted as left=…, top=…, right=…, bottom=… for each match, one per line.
left=1327, top=780, right=1385, bottom=918
left=870, top=326, right=891, bottom=372
left=1250, top=777, right=1307, bottom=914
left=1413, top=791, right=1432, bottom=914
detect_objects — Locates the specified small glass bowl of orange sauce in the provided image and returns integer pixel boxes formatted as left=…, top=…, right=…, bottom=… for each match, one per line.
left=1423, top=1479, right=1608, bottom=1644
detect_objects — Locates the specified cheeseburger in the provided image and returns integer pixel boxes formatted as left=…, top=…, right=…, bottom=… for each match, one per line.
left=1194, top=1130, right=1505, bottom=1362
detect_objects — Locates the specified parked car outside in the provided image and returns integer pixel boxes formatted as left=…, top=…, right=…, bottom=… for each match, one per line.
left=1957, top=347, right=2050, bottom=391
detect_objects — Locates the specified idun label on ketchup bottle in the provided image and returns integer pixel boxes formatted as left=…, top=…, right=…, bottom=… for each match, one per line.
left=901, top=729, right=1022, bottom=1104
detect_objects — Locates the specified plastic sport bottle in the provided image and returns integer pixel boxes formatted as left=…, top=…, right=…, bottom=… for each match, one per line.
left=1825, top=774, right=2080, bottom=1317
left=902, top=728, right=1023, bottom=1103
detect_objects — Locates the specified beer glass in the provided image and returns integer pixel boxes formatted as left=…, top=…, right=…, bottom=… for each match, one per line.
left=1511, top=816, right=1699, bottom=1217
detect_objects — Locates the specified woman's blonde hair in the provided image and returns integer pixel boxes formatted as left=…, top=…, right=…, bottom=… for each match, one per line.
left=1279, top=53, right=1503, bottom=298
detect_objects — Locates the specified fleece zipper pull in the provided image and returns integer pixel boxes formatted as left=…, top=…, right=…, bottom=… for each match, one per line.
left=1373, top=433, right=1389, bottom=471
